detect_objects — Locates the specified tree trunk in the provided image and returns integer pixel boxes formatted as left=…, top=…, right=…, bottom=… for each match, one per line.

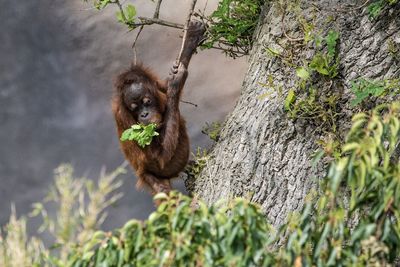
left=185, top=0, right=400, bottom=227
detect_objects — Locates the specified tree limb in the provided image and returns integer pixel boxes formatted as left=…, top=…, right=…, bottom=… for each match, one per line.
left=133, top=17, right=184, bottom=29
left=178, top=0, right=198, bottom=63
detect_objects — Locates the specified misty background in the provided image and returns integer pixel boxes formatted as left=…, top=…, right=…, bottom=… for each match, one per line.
left=0, top=0, right=247, bottom=230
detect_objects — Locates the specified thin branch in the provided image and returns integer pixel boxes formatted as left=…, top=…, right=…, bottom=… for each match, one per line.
left=153, top=0, right=163, bottom=19
left=133, top=17, right=184, bottom=29
left=178, top=0, right=198, bottom=63
left=211, top=45, right=247, bottom=55
left=132, top=25, right=144, bottom=65
left=113, top=0, right=242, bottom=57
left=113, top=0, right=127, bottom=21
left=132, top=25, right=144, bottom=49
left=180, top=100, right=198, bottom=107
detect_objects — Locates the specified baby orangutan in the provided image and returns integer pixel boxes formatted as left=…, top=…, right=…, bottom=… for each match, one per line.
left=112, top=21, right=205, bottom=195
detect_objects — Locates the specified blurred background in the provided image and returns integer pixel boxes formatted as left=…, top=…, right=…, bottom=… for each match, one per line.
left=0, top=0, right=247, bottom=230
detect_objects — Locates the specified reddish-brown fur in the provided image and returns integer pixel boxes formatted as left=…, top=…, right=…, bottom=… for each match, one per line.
left=112, top=21, right=205, bottom=195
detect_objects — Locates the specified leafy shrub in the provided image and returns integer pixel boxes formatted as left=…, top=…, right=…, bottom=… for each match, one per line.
left=277, top=102, right=400, bottom=265
left=66, top=102, right=400, bottom=266
left=68, top=192, right=273, bottom=267
left=3, top=104, right=400, bottom=266
left=0, top=207, right=44, bottom=267
left=0, top=164, right=125, bottom=267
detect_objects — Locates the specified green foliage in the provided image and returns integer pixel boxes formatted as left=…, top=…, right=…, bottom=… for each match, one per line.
left=280, top=30, right=342, bottom=156
left=58, top=104, right=400, bottom=266
left=286, top=88, right=340, bottom=133
left=201, top=121, right=222, bottom=142
left=120, top=123, right=159, bottom=148
left=0, top=164, right=125, bottom=267
left=350, top=79, right=386, bottom=106
left=185, top=148, right=209, bottom=179
left=305, top=30, right=340, bottom=79
left=283, top=31, right=340, bottom=127
left=67, top=192, right=274, bottom=267
left=315, top=134, right=342, bottom=160
left=3, top=104, right=400, bottom=266
left=295, top=67, right=310, bottom=80
left=388, top=38, right=400, bottom=59
left=284, top=88, right=296, bottom=111
left=277, top=102, right=400, bottom=265
left=200, top=0, right=264, bottom=58
left=350, top=78, right=400, bottom=106
left=116, top=4, right=136, bottom=25
left=84, top=0, right=137, bottom=29
left=0, top=207, right=44, bottom=267
left=285, top=30, right=340, bottom=116
left=368, top=0, right=398, bottom=19
left=89, top=0, right=112, bottom=10
left=368, top=0, right=385, bottom=19
left=84, top=0, right=264, bottom=58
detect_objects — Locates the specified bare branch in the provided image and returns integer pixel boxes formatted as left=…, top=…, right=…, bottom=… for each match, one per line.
left=132, top=25, right=144, bottom=65
left=112, top=0, right=127, bottom=21
left=153, top=0, right=163, bottom=19
left=178, top=0, right=198, bottom=63
left=180, top=100, right=198, bottom=107
left=133, top=17, right=184, bottom=29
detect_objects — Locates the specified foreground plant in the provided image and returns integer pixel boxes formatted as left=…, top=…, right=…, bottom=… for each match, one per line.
left=2, top=103, right=400, bottom=266
left=279, top=102, right=400, bottom=266
left=0, top=164, right=125, bottom=267
left=68, top=102, right=400, bottom=266
left=67, top=192, right=273, bottom=267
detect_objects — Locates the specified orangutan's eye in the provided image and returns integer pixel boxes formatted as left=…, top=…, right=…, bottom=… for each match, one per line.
left=130, top=103, right=137, bottom=110
left=143, top=98, right=152, bottom=107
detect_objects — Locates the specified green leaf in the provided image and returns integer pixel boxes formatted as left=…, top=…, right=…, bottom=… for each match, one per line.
left=284, top=89, right=296, bottom=111
left=350, top=78, right=386, bottom=106
left=120, top=129, right=131, bottom=141
left=325, top=30, right=339, bottom=57
left=368, top=0, right=384, bottom=19
left=296, top=67, right=310, bottom=80
left=125, top=4, right=136, bottom=22
left=120, top=123, right=159, bottom=147
left=116, top=11, right=124, bottom=23
left=309, top=54, right=329, bottom=76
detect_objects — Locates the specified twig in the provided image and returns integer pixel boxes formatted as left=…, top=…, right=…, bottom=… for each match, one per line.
left=281, top=11, right=304, bottom=42
left=132, top=25, right=144, bottom=65
left=178, top=0, right=198, bottom=63
left=344, top=0, right=371, bottom=11
left=203, top=0, right=209, bottom=14
left=211, top=45, right=247, bottom=55
left=180, top=100, right=198, bottom=107
left=113, top=0, right=127, bottom=21
left=134, top=17, right=184, bottom=29
left=111, top=0, right=183, bottom=29
left=153, top=0, right=163, bottom=19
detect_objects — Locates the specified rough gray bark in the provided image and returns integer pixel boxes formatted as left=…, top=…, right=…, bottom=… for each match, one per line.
left=186, top=0, right=400, bottom=227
